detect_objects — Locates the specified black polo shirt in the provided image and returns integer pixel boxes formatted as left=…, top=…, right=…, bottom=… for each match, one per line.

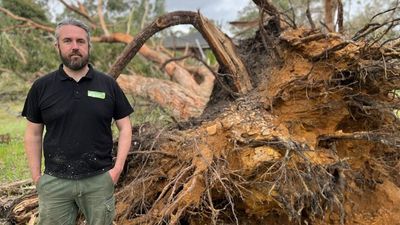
left=22, top=64, right=133, bottom=179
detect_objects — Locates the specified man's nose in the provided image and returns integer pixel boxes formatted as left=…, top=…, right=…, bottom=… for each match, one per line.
left=71, top=41, right=79, bottom=49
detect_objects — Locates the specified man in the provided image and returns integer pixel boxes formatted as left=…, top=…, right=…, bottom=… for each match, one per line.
left=22, top=18, right=133, bottom=225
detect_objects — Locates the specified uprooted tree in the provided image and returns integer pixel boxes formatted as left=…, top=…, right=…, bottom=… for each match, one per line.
left=1, top=0, right=400, bottom=224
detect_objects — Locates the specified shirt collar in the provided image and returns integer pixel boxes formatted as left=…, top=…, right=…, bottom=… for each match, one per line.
left=57, top=64, right=94, bottom=81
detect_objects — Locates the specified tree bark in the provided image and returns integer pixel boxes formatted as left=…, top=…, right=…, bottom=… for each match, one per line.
left=324, top=0, right=338, bottom=31
left=117, top=72, right=214, bottom=120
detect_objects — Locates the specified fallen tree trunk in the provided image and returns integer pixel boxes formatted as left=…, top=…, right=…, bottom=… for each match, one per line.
left=117, top=72, right=213, bottom=119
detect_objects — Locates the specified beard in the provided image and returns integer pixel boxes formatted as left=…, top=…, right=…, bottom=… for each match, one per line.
left=59, top=49, right=89, bottom=71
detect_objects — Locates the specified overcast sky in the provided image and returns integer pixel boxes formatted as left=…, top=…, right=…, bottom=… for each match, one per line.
left=164, top=0, right=253, bottom=33
left=165, top=0, right=251, bottom=22
left=49, top=0, right=252, bottom=34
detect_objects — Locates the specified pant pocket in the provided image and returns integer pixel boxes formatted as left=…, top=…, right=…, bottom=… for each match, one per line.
left=103, top=195, right=115, bottom=225
left=106, top=171, right=115, bottom=186
left=36, top=174, right=48, bottom=193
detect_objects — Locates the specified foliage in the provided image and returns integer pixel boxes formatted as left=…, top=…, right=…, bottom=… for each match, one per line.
left=0, top=30, right=59, bottom=78
left=0, top=0, right=57, bottom=79
left=107, top=0, right=132, bottom=14
left=1, top=0, right=49, bottom=24
left=230, top=2, right=258, bottom=38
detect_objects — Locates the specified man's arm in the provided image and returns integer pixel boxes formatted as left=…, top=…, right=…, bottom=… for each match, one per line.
left=24, top=121, right=44, bottom=185
left=108, top=116, right=132, bottom=184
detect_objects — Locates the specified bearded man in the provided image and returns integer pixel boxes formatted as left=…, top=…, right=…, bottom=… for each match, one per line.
left=22, top=18, right=133, bottom=225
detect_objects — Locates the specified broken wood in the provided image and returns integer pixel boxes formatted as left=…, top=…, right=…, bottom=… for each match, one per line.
left=0, top=179, right=32, bottom=195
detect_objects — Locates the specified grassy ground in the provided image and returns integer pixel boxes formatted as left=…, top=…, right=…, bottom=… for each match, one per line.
left=0, top=100, right=29, bottom=184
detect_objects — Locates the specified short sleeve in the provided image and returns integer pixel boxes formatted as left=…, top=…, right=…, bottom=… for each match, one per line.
left=22, top=82, right=43, bottom=123
left=113, top=82, right=134, bottom=120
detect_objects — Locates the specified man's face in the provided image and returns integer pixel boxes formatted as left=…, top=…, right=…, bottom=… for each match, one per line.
left=56, top=25, right=90, bottom=71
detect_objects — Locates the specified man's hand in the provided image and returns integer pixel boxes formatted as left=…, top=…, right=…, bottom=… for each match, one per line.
left=108, top=166, right=123, bottom=184
left=33, top=175, right=41, bottom=186
left=109, top=116, right=132, bottom=185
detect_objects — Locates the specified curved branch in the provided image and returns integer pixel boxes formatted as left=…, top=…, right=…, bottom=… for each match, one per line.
left=0, top=7, right=54, bottom=33
left=58, top=0, right=96, bottom=28
left=108, top=11, right=253, bottom=94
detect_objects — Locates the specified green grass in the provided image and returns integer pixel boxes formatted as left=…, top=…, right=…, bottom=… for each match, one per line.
left=0, top=140, right=29, bottom=183
left=0, top=100, right=28, bottom=184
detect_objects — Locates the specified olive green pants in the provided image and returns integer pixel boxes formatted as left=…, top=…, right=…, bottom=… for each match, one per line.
left=36, top=172, right=115, bottom=225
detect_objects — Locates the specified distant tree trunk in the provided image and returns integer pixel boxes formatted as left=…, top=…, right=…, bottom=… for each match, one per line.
left=325, top=0, right=338, bottom=31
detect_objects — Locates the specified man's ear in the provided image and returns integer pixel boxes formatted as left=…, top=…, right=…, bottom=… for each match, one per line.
left=54, top=42, right=59, bottom=51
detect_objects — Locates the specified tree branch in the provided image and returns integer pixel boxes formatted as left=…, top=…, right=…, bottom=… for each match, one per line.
left=108, top=11, right=253, bottom=94
left=306, top=0, right=316, bottom=30
left=312, top=41, right=351, bottom=61
left=337, top=0, right=344, bottom=33
left=0, top=7, right=54, bottom=33
left=3, top=32, right=27, bottom=64
left=252, top=0, right=281, bottom=33
left=97, top=0, right=110, bottom=35
left=58, top=0, right=96, bottom=28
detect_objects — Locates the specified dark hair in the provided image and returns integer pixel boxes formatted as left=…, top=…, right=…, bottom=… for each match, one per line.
left=55, top=18, right=91, bottom=47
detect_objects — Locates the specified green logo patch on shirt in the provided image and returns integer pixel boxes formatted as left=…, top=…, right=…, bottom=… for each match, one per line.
left=88, top=90, right=106, bottom=99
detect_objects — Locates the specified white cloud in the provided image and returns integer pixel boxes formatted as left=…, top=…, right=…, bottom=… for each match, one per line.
left=165, top=0, right=251, bottom=34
